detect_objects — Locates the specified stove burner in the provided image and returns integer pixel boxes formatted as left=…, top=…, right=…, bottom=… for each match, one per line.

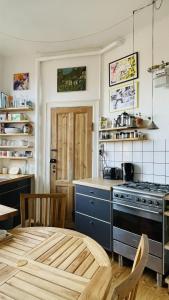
left=117, top=181, right=169, bottom=194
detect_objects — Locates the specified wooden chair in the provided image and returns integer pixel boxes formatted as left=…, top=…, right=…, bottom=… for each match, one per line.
left=20, top=193, right=66, bottom=228
left=107, top=234, right=149, bottom=300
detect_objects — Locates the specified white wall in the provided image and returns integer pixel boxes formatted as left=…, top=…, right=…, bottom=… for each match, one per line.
left=1, top=55, right=36, bottom=174
left=100, top=14, right=169, bottom=184
left=0, top=56, right=4, bottom=90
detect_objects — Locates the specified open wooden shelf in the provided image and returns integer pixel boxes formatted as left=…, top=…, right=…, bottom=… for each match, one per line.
left=99, top=126, right=146, bottom=132
left=0, top=133, right=32, bottom=136
left=0, top=120, right=32, bottom=124
left=0, top=156, right=32, bottom=160
left=99, top=138, right=146, bottom=143
left=0, top=107, right=33, bottom=112
left=0, top=146, right=33, bottom=149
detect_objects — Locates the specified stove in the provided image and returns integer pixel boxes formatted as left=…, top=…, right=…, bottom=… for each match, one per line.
left=112, top=181, right=169, bottom=286
left=116, top=181, right=169, bottom=196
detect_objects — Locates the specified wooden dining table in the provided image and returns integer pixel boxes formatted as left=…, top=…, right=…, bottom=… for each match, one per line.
left=0, top=227, right=112, bottom=300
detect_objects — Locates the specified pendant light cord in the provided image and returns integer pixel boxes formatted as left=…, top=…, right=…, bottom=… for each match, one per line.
left=151, top=1, right=155, bottom=122
left=132, top=10, right=135, bottom=115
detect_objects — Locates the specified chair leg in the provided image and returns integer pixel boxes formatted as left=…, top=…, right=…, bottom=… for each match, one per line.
left=118, top=255, right=124, bottom=267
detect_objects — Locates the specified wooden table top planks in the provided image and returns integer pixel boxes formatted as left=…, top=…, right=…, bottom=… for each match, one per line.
left=0, top=204, right=18, bottom=221
left=0, top=227, right=112, bottom=300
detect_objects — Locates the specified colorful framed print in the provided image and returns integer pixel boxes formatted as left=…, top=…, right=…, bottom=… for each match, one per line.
left=57, top=66, right=86, bottom=92
left=13, top=73, right=29, bottom=90
left=109, top=81, right=138, bottom=112
left=109, top=52, right=138, bottom=86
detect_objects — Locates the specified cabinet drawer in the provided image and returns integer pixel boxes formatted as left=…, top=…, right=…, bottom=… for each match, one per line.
left=76, top=194, right=111, bottom=222
left=75, top=213, right=111, bottom=251
left=76, top=185, right=110, bottom=200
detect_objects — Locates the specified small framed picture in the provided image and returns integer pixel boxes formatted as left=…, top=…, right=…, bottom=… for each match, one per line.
left=109, top=52, right=138, bottom=86
left=109, top=81, right=139, bottom=112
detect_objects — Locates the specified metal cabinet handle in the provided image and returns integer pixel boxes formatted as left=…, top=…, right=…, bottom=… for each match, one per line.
left=90, top=200, right=94, bottom=205
left=89, top=220, right=94, bottom=225
left=90, top=191, right=94, bottom=194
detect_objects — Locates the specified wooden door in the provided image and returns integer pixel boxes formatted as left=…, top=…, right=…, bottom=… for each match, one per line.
left=50, top=106, right=93, bottom=227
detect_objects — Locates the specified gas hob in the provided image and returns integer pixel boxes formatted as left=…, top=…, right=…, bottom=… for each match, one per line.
left=115, top=181, right=169, bottom=197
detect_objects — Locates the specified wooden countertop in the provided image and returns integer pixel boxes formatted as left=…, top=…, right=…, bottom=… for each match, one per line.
left=0, top=227, right=112, bottom=300
left=73, top=177, right=124, bottom=190
left=0, top=204, right=18, bottom=221
left=0, top=174, right=34, bottom=185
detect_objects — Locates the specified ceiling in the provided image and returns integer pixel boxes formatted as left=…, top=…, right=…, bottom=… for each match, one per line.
left=0, top=0, right=168, bottom=56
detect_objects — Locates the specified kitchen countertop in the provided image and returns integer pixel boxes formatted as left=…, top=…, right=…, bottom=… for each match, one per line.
left=73, top=177, right=124, bottom=190
left=0, top=174, right=34, bottom=185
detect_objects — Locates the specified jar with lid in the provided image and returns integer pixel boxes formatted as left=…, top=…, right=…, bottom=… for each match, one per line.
left=130, top=131, right=134, bottom=138
left=134, top=130, right=138, bottom=138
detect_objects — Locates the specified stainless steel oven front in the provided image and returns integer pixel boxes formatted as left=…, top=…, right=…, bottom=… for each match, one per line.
left=112, top=190, right=164, bottom=285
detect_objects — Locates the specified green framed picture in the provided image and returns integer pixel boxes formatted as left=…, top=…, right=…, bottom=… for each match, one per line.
left=57, top=66, right=86, bottom=92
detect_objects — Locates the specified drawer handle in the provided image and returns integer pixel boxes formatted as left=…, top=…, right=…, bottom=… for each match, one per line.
left=90, top=200, right=94, bottom=205
left=89, top=191, right=94, bottom=194
left=89, top=220, right=94, bottom=225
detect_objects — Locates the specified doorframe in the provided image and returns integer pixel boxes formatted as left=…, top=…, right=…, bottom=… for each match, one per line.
left=43, top=99, right=99, bottom=192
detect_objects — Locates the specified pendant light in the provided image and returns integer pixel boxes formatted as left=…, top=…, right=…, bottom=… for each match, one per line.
left=148, top=1, right=159, bottom=130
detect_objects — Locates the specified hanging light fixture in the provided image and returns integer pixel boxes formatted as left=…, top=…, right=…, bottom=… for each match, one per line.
left=148, top=0, right=159, bottom=130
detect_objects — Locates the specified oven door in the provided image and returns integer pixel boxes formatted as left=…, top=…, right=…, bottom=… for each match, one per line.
left=113, top=202, right=162, bottom=242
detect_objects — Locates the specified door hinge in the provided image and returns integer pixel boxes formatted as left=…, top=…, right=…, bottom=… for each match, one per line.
left=91, top=122, right=94, bottom=132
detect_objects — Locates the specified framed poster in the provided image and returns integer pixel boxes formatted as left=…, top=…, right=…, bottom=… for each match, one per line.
left=57, top=66, right=86, bottom=92
left=109, top=52, right=138, bottom=86
left=13, top=73, right=29, bottom=90
left=109, top=81, right=138, bottom=112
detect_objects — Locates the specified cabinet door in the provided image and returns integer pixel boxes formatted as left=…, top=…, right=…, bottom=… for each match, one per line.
left=76, top=194, right=111, bottom=222
left=0, top=179, right=31, bottom=229
left=75, top=212, right=111, bottom=251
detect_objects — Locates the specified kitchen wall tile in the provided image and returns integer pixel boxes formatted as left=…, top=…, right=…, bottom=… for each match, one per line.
left=123, top=151, right=133, bottom=162
left=123, top=142, right=132, bottom=152
left=143, top=140, right=154, bottom=152
left=143, top=163, right=153, bottom=175
left=106, top=160, right=115, bottom=167
left=154, top=163, right=166, bottom=176
left=115, top=142, right=123, bottom=152
left=133, top=152, right=142, bottom=163
left=142, top=174, right=153, bottom=182
left=154, top=152, right=165, bottom=164
left=134, top=163, right=143, bottom=174
left=166, top=152, right=169, bottom=164
left=154, top=175, right=166, bottom=184
left=166, top=177, right=169, bottom=184
left=154, top=140, right=166, bottom=152
left=166, top=139, right=169, bottom=151
left=133, top=141, right=143, bottom=152
left=106, top=151, right=114, bottom=161
left=106, top=143, right=115, bottom=152
left=166, top=164, right=169, bottom=177
left=115, top=151, right=123, bottom=162
left=143, top=152, right=153, bottom=163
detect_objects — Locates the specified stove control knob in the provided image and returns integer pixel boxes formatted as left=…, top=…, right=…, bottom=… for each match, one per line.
left=114, top=194, right=119, bottom=198
left=136, top=198, right=141, bottom=202
left=120, top=194, right=124, bottom=199
left=142, top=199, right=146, bottom=203
left=148, top=200, right=153, bottom=205
left=156, top=201, right=160, bottom=206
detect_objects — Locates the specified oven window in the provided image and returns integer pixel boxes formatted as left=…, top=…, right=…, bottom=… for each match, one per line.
left=113, top=209, right=162, bottom=242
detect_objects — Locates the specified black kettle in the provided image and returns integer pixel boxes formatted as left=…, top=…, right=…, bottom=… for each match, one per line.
left=121, top=163, right=134, bottom=181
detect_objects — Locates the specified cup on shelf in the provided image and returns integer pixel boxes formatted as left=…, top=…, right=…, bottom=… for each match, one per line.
left=2, top=167, right=8, bottom=174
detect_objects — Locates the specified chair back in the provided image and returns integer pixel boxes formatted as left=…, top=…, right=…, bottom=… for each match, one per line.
left=20, top=193, right=66, bottom=228
left=110, top=234, right=149, bottom=300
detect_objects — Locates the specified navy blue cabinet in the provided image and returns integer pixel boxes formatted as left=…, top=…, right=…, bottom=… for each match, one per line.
left=0, top=178, right=31, bottom=229
left=75, top=184, right=112, bottom=251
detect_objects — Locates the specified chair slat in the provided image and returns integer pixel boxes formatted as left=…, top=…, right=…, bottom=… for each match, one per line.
left=20, top=193, right=66, bottom=228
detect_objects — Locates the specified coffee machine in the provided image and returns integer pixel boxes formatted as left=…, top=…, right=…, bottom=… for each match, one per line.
left=121, top=163, right=134, bottom=181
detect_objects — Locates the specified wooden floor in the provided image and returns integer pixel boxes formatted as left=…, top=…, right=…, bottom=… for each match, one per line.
left=109, top=260, right=169, bottom=300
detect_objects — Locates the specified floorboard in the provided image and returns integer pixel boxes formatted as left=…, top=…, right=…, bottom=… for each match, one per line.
left=109, top=260, right=169, bottom=300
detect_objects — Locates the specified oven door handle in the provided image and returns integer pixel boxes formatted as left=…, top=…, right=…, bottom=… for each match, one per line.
left=113, top=202, right=162, bottom=215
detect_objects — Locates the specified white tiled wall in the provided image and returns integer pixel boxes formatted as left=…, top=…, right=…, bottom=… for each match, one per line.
left=99, top=139, right=169, bottom=184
